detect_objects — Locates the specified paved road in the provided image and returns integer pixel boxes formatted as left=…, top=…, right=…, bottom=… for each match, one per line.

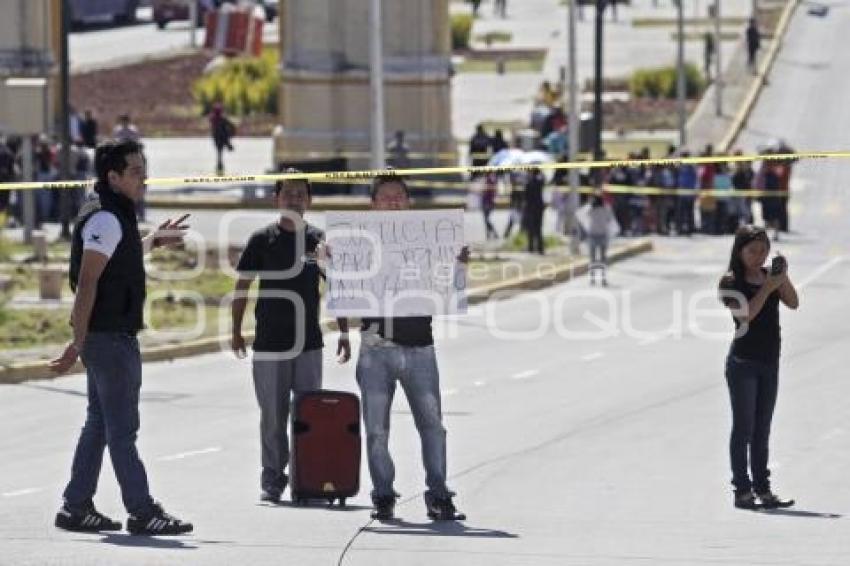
left=2, top=5, right=850, bottom=565
left=70, top=7, right=278, bottom=73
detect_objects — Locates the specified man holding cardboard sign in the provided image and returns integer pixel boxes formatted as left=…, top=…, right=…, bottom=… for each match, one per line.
left=331, top=174, right=468, bottom=522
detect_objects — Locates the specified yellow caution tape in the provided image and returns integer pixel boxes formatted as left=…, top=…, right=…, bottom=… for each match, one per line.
left=0, top=150, right=826, bottom=192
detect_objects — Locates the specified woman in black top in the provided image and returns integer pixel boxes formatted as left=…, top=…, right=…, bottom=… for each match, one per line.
left=718, top=225, right=799, bottom=510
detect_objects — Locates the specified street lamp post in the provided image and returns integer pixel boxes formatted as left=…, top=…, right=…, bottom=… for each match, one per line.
left=676, top=0, right=687, bottom=149
left=593, top=0, right=606, bottom=161
left=369, top=0, right=386, bottom=169
left=567, top=0, right=580, bottom=254
left=59, top=0, right=72, bottom=240
left=714, top=1, right=723, bottom=117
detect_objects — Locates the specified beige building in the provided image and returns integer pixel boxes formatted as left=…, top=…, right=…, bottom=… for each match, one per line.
left=274, top=0, right=453, bottom=172
left=0, top=0, right=56, bottom=136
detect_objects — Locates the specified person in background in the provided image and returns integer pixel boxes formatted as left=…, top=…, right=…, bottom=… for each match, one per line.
left=80, top=110, right=99, bottom=149
left=587, top=193, right=615, bottom=287
left=469, top=124, right=492, bottom=177
left=523, top=168, right=546, bottom=254
left=387, top=130, right=411, bottom=170
left=112, top=115, right=141, bottom=144
left=732, top=151, right=755, bottom=228
left=481, top=172, right=499, bottom=240
left=746, top=18, right=762, bottom=74
left=209, top=103, right=236, bottom=175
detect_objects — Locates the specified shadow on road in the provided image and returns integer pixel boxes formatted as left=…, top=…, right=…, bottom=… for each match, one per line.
left=258, top=501, right=374, bottom=512
left=364, top=519, right=518, bottom=539
left=85, top=534, right=203, bottom=549
left=760, top=508, right=843, bottom=519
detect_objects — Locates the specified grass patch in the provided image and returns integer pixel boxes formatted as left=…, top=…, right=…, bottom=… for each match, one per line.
left=0, top=306, right=72, bottom=349
left=456, top=58, right=545, bottom=74
left=632, top=17, right=749, bottom=28
left=671, top=31, right=740, bottom=42
left=475, top=31, right=513, bottom=46
left=502, top=233, right=564, bottom=253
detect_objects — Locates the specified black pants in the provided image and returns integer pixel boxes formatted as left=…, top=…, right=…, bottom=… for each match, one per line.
left=725, top=354, right=779, bottom=494
left=525, top=210, right=544, bottom=254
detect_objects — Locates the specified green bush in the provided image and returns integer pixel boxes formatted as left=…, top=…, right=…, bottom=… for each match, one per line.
left=451, top=14, right=474, bottom=51
left=192, top=49, right=279, bottom=116
left=629, top=63, right=705, bottom=99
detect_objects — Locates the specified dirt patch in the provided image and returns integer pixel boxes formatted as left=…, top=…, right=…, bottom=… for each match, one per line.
left=70, top=51, right=278, bottom=137
left=601, top=98, right=698, bottom=133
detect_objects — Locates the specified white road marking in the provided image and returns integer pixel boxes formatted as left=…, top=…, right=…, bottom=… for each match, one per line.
left=638, top=334, right=666, bottom=346
left=158, top=447, right=222, bottom=462
left=582, top=352, right=604, bottom=362
left=473, top=380, right=487, bottom=387
left=820, top=428, right=845, bottom=442
left=798, top=256, right=846, bottom=290
left=2, top=487, right=43, bottom=498
left=511, top=369, right=539, bottom=380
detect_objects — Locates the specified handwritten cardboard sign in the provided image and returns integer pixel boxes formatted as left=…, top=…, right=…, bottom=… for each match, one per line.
left=325, top=210, right=467, bottom=317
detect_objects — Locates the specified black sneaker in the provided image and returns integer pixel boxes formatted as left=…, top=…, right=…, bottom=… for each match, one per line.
left=371, top=495, right=397, bottom=521
left=126, top=503, right=193, bottom=536
left=55, top=504, right=122, bottom=533
left=757, top=490, right=795, bottom=509
left=733, top=490, right=760, bottom=510
left=260, top=489, right=281, bottom=503
left=425, top=494, right=466, bottom=521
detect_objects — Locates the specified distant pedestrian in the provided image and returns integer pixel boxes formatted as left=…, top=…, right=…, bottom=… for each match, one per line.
left=80, top=110, right=99, bottom=149
left=112, top=114, right=141, bottom=144
left=470, top=0, right=481, bottom=17
left=731, top=154, right=755, bottom=228
left=746, top=18, right=762, bottom=74
left=469, top=124, right=492, bottom=176
left=523, top=168, right=546, bottom=254
left=586, top=193, right=616, bottom=287
left=718, top=225, right=798, bottom=511
left=494, top=0, right=507, bottom=18
left=676, top=152, right=698, bottom=235
left=481, top=173, right=499, bottom=240
left=386, top=130, right=411, bottom=170
left=503, top=171, right=524, bottom=238
left=209, top=103, right=236, bottom=175
left=491, top=129, right=508, bottom=153
left=704, top=31, right=716, bottom=82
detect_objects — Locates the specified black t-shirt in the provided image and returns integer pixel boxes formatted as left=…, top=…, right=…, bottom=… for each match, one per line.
left=360, top=317, right=434, bottom=347
left=720, top=269, right=781, bottom=364
left=237, top=222, right=324, bottom=353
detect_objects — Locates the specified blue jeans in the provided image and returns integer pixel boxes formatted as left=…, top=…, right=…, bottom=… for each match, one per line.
left=725, top=354, right=779, bottom=494
left=356, top=344, right=451, bottom=501
left=62, top=333, right=154, bottom=516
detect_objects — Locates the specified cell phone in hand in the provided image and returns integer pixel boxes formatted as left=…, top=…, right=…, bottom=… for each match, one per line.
left=770, top=255, right=787, bottom=276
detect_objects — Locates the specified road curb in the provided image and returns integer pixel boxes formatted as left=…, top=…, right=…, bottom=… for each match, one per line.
left=719, top=0, right=800, bottom=152
left=0, top=239, right=652, bottom=385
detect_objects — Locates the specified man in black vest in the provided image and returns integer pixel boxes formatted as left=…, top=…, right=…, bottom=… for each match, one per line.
left=50, top=139, right=193, bottom=536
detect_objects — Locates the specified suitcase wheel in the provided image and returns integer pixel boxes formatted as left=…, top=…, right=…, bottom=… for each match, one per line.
left=339, top=498, right=347, bottom=508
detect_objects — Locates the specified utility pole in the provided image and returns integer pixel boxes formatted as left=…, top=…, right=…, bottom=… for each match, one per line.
left=676, top=0, right=686, bottom=149
left=59, top=0, right=72, bottom=239
left=369, top=0, right=386, bottom=169
left=593, top=0, right=606, bottom=161
left=714, top=1, right=723, bottom=116
left=189, top=0, right=198, bottom=48
left=567, top=0, right=580, bottom=254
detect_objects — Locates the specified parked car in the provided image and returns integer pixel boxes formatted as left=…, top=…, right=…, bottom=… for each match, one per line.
left=153, top=0, right=276, bottom=30
left=69, top=0, right=140, bottom=27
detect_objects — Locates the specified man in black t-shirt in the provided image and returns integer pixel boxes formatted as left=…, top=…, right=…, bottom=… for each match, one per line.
left=336, top=174, right=468, bottom=522
left=232, top=172, right=324, bottom=503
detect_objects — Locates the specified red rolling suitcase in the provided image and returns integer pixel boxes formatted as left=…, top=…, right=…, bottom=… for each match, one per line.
left=290, top=390, right=361, bottom=507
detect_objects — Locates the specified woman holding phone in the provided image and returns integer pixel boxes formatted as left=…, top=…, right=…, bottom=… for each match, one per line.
left=718, top=225, right=799, bottom=510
